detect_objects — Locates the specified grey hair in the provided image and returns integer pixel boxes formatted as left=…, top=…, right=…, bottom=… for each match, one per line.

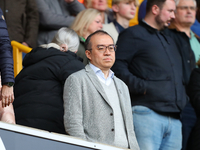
left=174, top=0, right=196, bottom=6
left=52, top=27, right=79, bottom=52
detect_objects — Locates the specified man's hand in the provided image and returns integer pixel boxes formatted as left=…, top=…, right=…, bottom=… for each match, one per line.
left=65, top=0, right=74, bottom=3
left=1, top=85, right=14, bottom=108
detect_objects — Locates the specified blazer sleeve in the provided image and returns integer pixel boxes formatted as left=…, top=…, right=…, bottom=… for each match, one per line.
left=112, top=28, right=146, bottom=95
left=24, top=0, right=39, bottom=48
left=63, top=74, right=86, bottom=140
left=0, top=8, right=14, bottom=85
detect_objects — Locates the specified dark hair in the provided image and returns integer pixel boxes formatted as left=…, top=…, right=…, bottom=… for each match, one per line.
left=84, top=30, right=114, bottom=50
left=146, top=0, right=167, bottom=13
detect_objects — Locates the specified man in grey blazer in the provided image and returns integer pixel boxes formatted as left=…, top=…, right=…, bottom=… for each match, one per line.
left=63, top=30, right=139, bottom=150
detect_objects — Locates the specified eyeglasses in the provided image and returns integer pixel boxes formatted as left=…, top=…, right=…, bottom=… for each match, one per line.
left=88, top=44, right=117, bottom=53
left=176, top=6, right=197, bottom=11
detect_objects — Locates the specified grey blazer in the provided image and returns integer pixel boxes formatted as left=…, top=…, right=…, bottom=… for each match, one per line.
left=63, top=65, right=139, bottom=150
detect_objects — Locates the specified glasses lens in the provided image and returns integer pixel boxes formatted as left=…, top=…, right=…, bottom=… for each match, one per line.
left=108, top=45, right=116, bottom=52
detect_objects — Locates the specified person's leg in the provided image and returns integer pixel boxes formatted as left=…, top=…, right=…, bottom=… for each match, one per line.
left=160, top=117, right=182, bottom=150
left=187, top=118, right=200, bottom=150
left=181, top=102, right=197, bottom=150
left=132, top=106, right=166, bottom=150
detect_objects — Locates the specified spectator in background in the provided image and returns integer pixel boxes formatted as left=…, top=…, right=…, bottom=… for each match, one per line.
left=112, top=0, right=188, bottom=149
left=0, top=7, right=16, bottom=125
left=63, top=30, right=139, bottom=150
left=35, top=0, right=85, bottom=45
left=103, top=0, right=139, bottom=43
left=0, top=8, right=15, bottom=108
left=13, top=28, right=84, bottom=134
left=137, top=0, right=200, bottom=149
left=166, top=0, right=200, bottom=149
left=71, top=8, right=103, bottom=65
left=188, top=59, right=200, bottom=150
left=84, top=0, right=114, bottom=23
left=0, top=0, right=39, bottom=48
left=138, top=0, right=200, bottom=37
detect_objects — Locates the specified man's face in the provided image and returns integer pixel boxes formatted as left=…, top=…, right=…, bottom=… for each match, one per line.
left=86, top=34, right=115, bottom=71
left=155, top=0, right=176, bottom=29
left=115, top=1, right=136, bottom=20
left=175, top=0, right=196, bottom=27
left=91, top=0, right=107, bottom=12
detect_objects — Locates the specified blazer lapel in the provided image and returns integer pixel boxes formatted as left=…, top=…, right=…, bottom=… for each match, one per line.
left=85, top=65, right=112, bottom=106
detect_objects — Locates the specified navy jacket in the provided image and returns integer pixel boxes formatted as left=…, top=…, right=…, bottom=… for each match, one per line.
left=0, top=8, right=14, bottom=84
left=164, top=28, right=196, bottom=89
left=112, top=21, right=188, bottom=114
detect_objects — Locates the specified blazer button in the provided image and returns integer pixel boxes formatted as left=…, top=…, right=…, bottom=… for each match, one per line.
left=110, top=113, right=113, bottom=116
left=111, top=129, right=114, bottom=131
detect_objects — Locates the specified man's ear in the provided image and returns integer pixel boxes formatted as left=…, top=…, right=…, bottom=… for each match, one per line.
left=152, top=5, right=160, bottom=15
left=112, top=4, right=119, bottom=13
left=85, top=50, right=91, bottom=60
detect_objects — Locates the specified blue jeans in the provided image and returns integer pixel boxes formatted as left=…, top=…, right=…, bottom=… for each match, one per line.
left=132, top=106, right=182, bottom=150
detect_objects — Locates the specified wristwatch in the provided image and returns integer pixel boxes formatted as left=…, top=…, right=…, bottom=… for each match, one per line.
left=5, top=82, right=14, bottom=87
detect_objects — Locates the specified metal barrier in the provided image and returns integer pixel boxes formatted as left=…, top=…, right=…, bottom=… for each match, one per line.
left=0, top=121, right=125, bottom=150
left=11, top=41, right=32, bottom=77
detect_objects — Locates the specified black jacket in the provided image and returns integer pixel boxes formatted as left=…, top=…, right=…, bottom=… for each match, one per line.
left=187, top=68, right=200, bottom=150
left=13, top=46, right=84, bottom=134
left=188, top=68, right=200, bottom=117
left=112, top=21, right=188, bottom=114
left=164, top=28, right=196, bottom=88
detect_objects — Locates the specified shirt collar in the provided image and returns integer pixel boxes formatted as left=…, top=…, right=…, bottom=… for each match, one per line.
left=141, top=19, right=166, bottom=34
left=89, top=63, right=114, bottom=79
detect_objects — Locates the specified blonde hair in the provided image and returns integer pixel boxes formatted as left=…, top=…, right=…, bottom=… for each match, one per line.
left=71, top=8, right=101, bottom=37
left=112, top=0, right=139, bottom=7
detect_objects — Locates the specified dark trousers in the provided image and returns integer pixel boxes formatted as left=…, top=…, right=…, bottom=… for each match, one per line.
left=181, top=102, right=197, bottom=150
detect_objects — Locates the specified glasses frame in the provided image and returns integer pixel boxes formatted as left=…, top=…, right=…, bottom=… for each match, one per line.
left=88, top=44, right=117, bottom=53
